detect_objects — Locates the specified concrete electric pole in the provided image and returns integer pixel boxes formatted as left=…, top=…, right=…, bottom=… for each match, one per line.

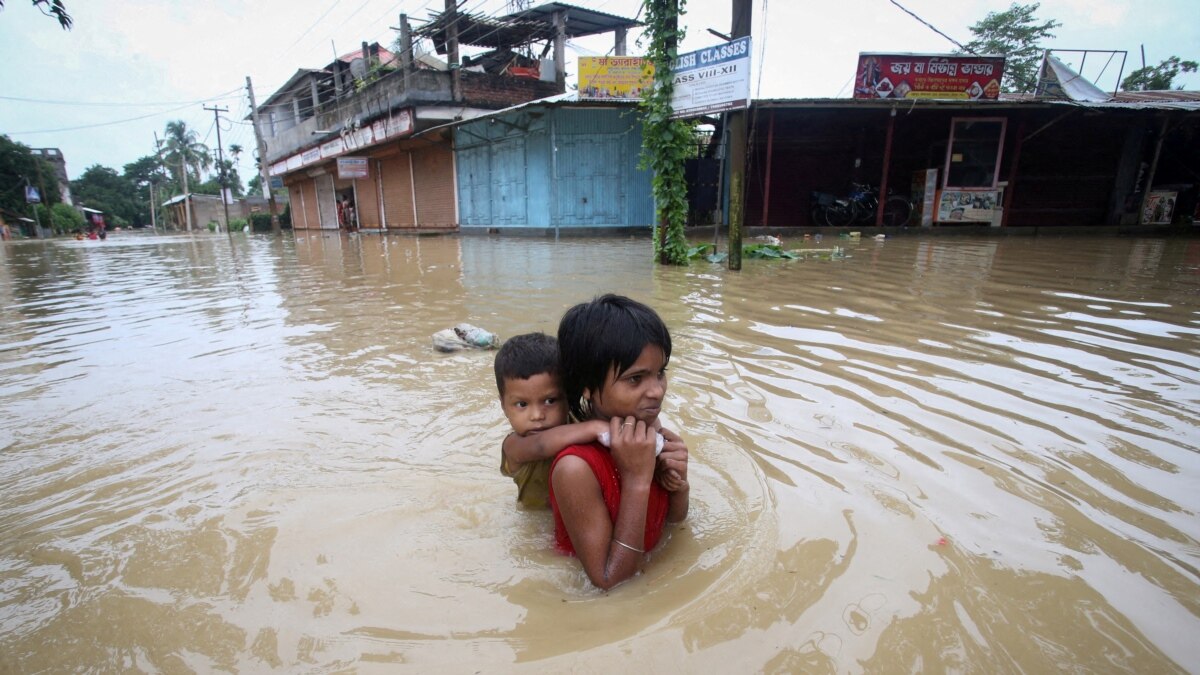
left=246, top=76, right=281, bottom=234
left=204, top=104, right=232, bottom=235
left=727, top=0, right=752, bottom=271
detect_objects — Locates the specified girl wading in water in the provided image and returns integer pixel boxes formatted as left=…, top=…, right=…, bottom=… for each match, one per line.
left=550, top=294, right=690, bottom=589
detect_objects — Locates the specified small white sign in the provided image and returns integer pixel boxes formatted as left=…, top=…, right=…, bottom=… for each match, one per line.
left=338, top=157, right=369, bottom=180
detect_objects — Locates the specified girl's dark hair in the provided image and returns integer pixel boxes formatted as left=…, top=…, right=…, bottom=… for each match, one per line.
left=557, top=294, right=671, bottom=421
left=493, top=332, right=559, bottom=396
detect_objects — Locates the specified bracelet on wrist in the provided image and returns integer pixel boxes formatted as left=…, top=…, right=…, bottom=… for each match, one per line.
left=612, top=537, right=645, bottom=554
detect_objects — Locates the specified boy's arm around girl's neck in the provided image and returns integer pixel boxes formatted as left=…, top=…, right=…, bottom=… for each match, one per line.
left=502, top=419, right=610, bottom=466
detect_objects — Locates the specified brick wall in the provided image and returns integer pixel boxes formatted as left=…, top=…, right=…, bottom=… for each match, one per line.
left=460, top=71, right=561, bottom=109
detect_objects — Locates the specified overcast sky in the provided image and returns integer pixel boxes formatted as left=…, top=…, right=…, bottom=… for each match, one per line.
left=1, top=0, right=1196, bottom=183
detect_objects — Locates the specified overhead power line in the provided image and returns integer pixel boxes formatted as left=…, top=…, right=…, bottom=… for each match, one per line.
left=7, top=92, right=238, bottom=136
left=887, top=0, right=975, bottom=54
left=0, top=92, right=241, bottom=107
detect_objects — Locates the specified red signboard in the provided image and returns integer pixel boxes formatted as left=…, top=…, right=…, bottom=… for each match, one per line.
left=854, top=53, right=1005, bottom=100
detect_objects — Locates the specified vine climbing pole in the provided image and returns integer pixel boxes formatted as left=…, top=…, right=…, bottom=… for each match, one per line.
left=641, top=0, right=691, bottom=266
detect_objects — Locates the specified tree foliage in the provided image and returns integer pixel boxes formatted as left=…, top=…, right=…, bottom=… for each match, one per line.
left=71, top=165, right=142, bottom=227
left=1122, top=56, right=1198, bottom=91
left=123, top=154, right=172, bottom=226
left=162, top=120, right=210, bottom=194
left=0, top=134, right=61, bottom=219
left=50, top=202, right=84, bottom=232
left=964, top=2, right=1061, bottom=93
left=194, top=158, right=243, bottom=198
left=0, top=0, right=72, bottom=29
left=640, top=0, right=691, bottom=266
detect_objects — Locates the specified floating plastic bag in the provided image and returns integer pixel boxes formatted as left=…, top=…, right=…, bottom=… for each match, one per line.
left=454, top=323, right=499, bottom=349
left=432, top=323, right=500, bottom=352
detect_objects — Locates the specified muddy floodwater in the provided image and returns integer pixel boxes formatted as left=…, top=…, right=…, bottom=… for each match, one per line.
left=1, top=231, right=1198, bottom=672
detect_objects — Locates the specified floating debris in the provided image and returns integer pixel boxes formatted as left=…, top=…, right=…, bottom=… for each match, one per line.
left=432, top=323, right=500, bottom=352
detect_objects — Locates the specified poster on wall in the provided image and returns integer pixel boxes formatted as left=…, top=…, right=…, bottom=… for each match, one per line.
left=937, top=189, right=1001, bottom=223
left=854, top=53, right=1005, bottom=100
left=578, top=57, right=654, bottom=100
left=1142, top=190, right=1177, bottom=225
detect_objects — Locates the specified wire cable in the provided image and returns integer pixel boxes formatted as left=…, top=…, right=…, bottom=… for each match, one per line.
left=887, top=0, right=974, bottom=54
left=0, top=92, right=241, bottom=107
left=7, top=93, right=239, bottom=136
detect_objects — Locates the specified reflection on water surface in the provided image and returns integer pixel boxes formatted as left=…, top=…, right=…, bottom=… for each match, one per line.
left=1, top=232, right=1197, bottom=671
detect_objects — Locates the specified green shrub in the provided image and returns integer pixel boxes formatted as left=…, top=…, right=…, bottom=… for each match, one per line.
left=279, top=203, right=292, bottom=228
left=51, top=203, right=85, bottom=232
left=249, top=212, right=273, bottom=232
left=229, top=217, right=249, bottom=232
left=30, top=204, right=52, bottom=231
left=207, top=221, right=218, bottom=232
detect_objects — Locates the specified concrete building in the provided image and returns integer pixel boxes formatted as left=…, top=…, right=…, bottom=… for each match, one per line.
left=255, top=3, right=641, bottom=232
left=30, top=148, right=73, bottom=206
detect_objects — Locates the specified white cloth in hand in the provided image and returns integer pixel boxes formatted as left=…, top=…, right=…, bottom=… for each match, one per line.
left=597, top=430, right=664, bottom=456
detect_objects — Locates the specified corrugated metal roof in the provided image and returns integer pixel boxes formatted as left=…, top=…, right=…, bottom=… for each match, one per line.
left=754, top=93, right=1200, bottom=112
left=502, top=2, right=643, bottom=37
left=416, top=92, right=641, bottom=137
left=259, top=68, right=328, bottom=108
left=1113, top=90, right=1200, bottom=102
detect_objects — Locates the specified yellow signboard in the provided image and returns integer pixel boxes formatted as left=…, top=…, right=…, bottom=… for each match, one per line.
left=578, top=57, right=654, bottom=100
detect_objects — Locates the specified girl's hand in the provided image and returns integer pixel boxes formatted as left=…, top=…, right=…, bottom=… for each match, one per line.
left=656, top=427, right=689, bottom=487
left=655, top=467, right=687, bottom=492
left=609, top=416, right=656, bottom=483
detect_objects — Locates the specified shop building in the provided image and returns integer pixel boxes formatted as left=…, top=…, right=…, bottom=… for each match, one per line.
left=449, top=95, right=654, bottom=233
left=739, top=56, right=1200, bottom=229
left=256, top=4, right=641, bottom=233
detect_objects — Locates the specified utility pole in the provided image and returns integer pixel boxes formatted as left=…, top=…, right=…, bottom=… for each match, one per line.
left=246, top=76, right=281, bottom=234
left=727, top=0, right=752, bottom=271
left=148, top=137, right=162, bottom=231
left=204, top=105, right=232, bottom=235
left=24, top=177, right=43, bottom=239
left=33, top=157, right=54, bottom=236
left=153, top=132, right=168, bottom=230
left=445, top=0, right=461, bottom=102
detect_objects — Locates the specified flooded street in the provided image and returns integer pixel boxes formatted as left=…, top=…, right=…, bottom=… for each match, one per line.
left=1, top=231, right=1197, bottom=672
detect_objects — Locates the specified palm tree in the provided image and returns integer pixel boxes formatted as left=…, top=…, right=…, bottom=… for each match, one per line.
left=226, top=144, right=244, bottom=197
left=162, top=120, right=210, bottom=230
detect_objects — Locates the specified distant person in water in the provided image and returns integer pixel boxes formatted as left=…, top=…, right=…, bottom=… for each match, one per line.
left=550, top=294, right=689, bottom=590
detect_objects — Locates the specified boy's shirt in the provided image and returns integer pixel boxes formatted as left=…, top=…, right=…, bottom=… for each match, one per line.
left=501, top=447, right=552, bottom=509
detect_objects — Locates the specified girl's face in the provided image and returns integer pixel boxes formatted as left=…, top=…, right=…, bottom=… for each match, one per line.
left=587, top=344, right=668, bottom=424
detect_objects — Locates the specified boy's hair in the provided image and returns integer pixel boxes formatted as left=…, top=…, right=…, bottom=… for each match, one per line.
left=493, top=332, right=560, bottom=396
left=557, top=294, right=672, bottom=421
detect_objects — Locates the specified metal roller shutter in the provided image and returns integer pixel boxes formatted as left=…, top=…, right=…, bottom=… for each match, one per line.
left=354, top=177, right=379, bottom=229
left=295, top=180, right=320, bottom=230
left=412, top=147, right=456, bottom=228
left=379, top=154, right=416, bottom=228
left=315, top=174, right=337, bottom=229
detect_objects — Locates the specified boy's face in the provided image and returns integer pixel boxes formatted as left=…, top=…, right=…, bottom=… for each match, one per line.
left=501, top=373, right=568, bottom=437
left=588, top=344, right=667, bottom=424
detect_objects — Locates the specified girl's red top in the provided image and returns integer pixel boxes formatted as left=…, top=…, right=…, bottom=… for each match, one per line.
left=548, top=442, right=669, bottom=555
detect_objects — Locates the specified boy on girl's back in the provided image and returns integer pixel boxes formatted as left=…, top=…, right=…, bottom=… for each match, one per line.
left=495, top=332, right=684, bottom=509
